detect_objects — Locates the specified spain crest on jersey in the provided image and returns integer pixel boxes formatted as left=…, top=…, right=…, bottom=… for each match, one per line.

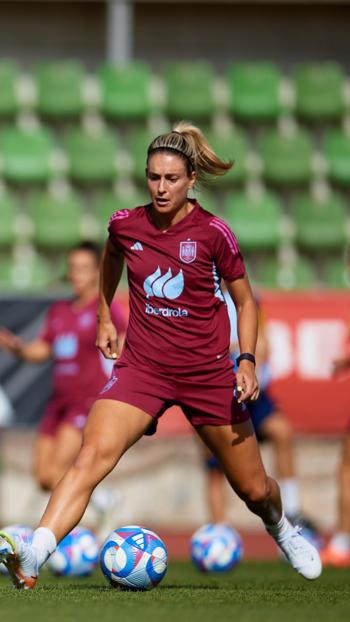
left=179, top=241, right=197, bottom=264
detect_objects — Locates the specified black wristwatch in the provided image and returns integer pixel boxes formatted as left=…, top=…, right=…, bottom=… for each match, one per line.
left=236, top=353, right=256, bottom=366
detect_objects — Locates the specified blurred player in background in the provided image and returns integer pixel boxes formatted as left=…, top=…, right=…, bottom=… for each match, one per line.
left=0, top=241, right=127, bottom=519
left=204, top=291, right=313, bottom=528
left=0, top=123, right=321, bottom=589
left=321, top=248, right=350, bottom=567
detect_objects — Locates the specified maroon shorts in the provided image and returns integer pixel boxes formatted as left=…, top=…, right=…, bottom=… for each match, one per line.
left=38, top=397, right=93, bottom=437
left=98, top=361, right=249, bottom=434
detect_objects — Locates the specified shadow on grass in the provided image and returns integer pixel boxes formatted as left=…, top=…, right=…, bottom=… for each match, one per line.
left=42, top=583, right=221, bottom=592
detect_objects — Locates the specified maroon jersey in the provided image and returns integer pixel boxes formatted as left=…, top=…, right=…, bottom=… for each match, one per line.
left=108, top=200, right=245, bottom=374
left=40, top=297, right=127, bottom=402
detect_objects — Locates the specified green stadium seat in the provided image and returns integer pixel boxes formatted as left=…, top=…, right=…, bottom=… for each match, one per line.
left=30, top=188, right=83, bottom=250
left=126, top=128, right=154, bottom=183
left=0, top=255, right=52, bottom=291
left=259, top=127, right=313, bottom=185
left=0, top=191, right=17, bottom=247
left=294, top=63, right=345, bottom=121
left=193, top=189, right=219, bottom=214
left=227, top=62, right=281, bottom=121
left=64, top=127, right=118, bottom=184
left=322, top=257, right=349, bottom=289
left=291, top=190, right=346, bottom=251
left=224, top=188, right=283, bottom=251
left=324, top=129, right=350, bottom=185
left=205, top=127, right=249, bottom=185
left=257, top=256, right=316, bottom=289
left=98, top=62, right=153, bottom=120
left=0, top=125, right=55, bottom=183
left=164, top=62, right=216, bottom=119
left=94, top=189, right=147, bottom=240
left=0, top=60, right=19, bottom=116
left=34, top=61, right=85, bottom=119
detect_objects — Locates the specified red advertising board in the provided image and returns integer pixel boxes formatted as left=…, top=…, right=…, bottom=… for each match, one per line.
left=117, top=291, right=350, bottom=436
left=263, top=291, right=350, bottom=435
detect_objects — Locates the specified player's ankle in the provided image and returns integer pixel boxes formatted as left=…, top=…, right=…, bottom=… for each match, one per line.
left=32, top=527, right=57, bottom=569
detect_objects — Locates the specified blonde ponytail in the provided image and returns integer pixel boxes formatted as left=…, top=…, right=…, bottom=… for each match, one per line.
left=147, top=121, right=233, bottom=184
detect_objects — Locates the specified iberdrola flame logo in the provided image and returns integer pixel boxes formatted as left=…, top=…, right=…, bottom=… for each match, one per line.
left=143, top=267, right=184, bottom=300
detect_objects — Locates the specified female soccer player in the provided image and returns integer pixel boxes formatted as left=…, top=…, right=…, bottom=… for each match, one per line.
left=0, top=123, right=321, bottom=588
left=0, top=242, right=127, bottom=497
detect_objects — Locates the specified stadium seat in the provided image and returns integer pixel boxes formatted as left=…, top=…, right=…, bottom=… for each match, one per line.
left=98, top=62, right=153, bottom=120
left=0, top=255, right=52, bottom=291
left=164, top=62, right=216, bottom=119
left=322, top=257, right=349, bottom=289
left=224, top=188, right=283, bottom=251
left=126, top=128, right=154, bottom=183
left=294, top=63, right=345, bottom=121
left=291, top=190, right=347, bottom=251
left=34, top=61, right=85, bottom=118
left=94, top=188, right=147, bottom=239
left=205, top=127, right=249, bottom=185
left=0, top=190, right=17, bottom=247
left=64, top=127, right=118, bottom=184
left=0, top=60, right=19, bottom=116
left=29, top=188, right=83, bottom=249
left=324, top=129, right=350, bottom=185
left=193, top=189, right=219, bottom=214
left=258, top=127, right=313, bottom=185
left=226, top=62, right=281, bottom=121
left=257, top=256, right=316, bottom=289
left=0, top=125, right=55, bottom=183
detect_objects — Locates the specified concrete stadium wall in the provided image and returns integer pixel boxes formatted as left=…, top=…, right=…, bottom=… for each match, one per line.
left=0, top=2, right=349, bottom=68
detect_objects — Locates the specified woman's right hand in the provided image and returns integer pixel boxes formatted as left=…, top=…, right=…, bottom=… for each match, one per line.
left=0, top=328, right=23, bottom=355
left=96, top=317, right=120, bottom=360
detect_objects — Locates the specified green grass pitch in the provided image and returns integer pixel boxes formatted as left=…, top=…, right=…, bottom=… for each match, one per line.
left=1, top=561, right=350, bottom=622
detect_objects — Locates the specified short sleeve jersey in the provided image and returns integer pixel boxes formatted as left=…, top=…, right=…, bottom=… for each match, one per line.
left=108, top=200, right=245, bottom=373
left=40, top=297, right=127, bottom=402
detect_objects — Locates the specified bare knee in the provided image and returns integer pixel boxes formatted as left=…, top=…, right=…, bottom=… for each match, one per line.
left=35, top=469, right=54, bottom=492
left=264, top=415, right=293, bottom=445
left=74, top=441, right=117, bottom=473
left=238, top=478, right=271, bottom=506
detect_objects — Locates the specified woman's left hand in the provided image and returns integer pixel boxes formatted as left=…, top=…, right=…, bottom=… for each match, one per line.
left=235, top=360, right=260, bottom=404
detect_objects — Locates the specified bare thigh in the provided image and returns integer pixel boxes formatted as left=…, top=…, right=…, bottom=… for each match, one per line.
left=34, top=435, right=54, bottom=487
left=259, top=412, right=292, bottom=442
left=52, top=424, right=83, bottom=479
left=34, top=425, right=83, bottom=490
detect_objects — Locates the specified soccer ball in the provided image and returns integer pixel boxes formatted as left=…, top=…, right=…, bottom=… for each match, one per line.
left=100, top=525, right=168, bottom=590
left=47, top=526, right=99, bottom=577
left=190, top=523, right=243, bottom=572
left=0, top=524, right=33, bottom=575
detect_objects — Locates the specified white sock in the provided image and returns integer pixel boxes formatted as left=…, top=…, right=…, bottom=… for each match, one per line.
left=32, top=527, right=57, bottom=569
left=265, top=512, right=295, bottom=544
left=329, top=532, right=350, bottom=554
left=279, top=478, right=301, bottom=518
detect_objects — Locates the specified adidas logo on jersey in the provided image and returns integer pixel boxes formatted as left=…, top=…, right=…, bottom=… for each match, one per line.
left=131, top=241, right=143, bottom=251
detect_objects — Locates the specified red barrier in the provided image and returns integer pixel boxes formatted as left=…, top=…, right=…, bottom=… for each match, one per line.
left=116, top=290, right=350, bottom=436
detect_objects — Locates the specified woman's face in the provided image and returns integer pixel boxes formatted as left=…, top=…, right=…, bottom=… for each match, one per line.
left=146, top=152, right=196, bottom=216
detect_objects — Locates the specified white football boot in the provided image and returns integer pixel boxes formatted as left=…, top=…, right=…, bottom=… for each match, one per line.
left=276, top=525, right=322, bottom=580
left=0, top=531, right=38, bottom=589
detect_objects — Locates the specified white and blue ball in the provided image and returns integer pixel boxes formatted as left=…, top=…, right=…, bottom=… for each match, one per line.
left=190, top=523, right=243, bottom=572
left=47, top=526, right=99, bottom=577
left=100, top=525, right=168, bottom=590
left=0, top=524, right=33, bottom=575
